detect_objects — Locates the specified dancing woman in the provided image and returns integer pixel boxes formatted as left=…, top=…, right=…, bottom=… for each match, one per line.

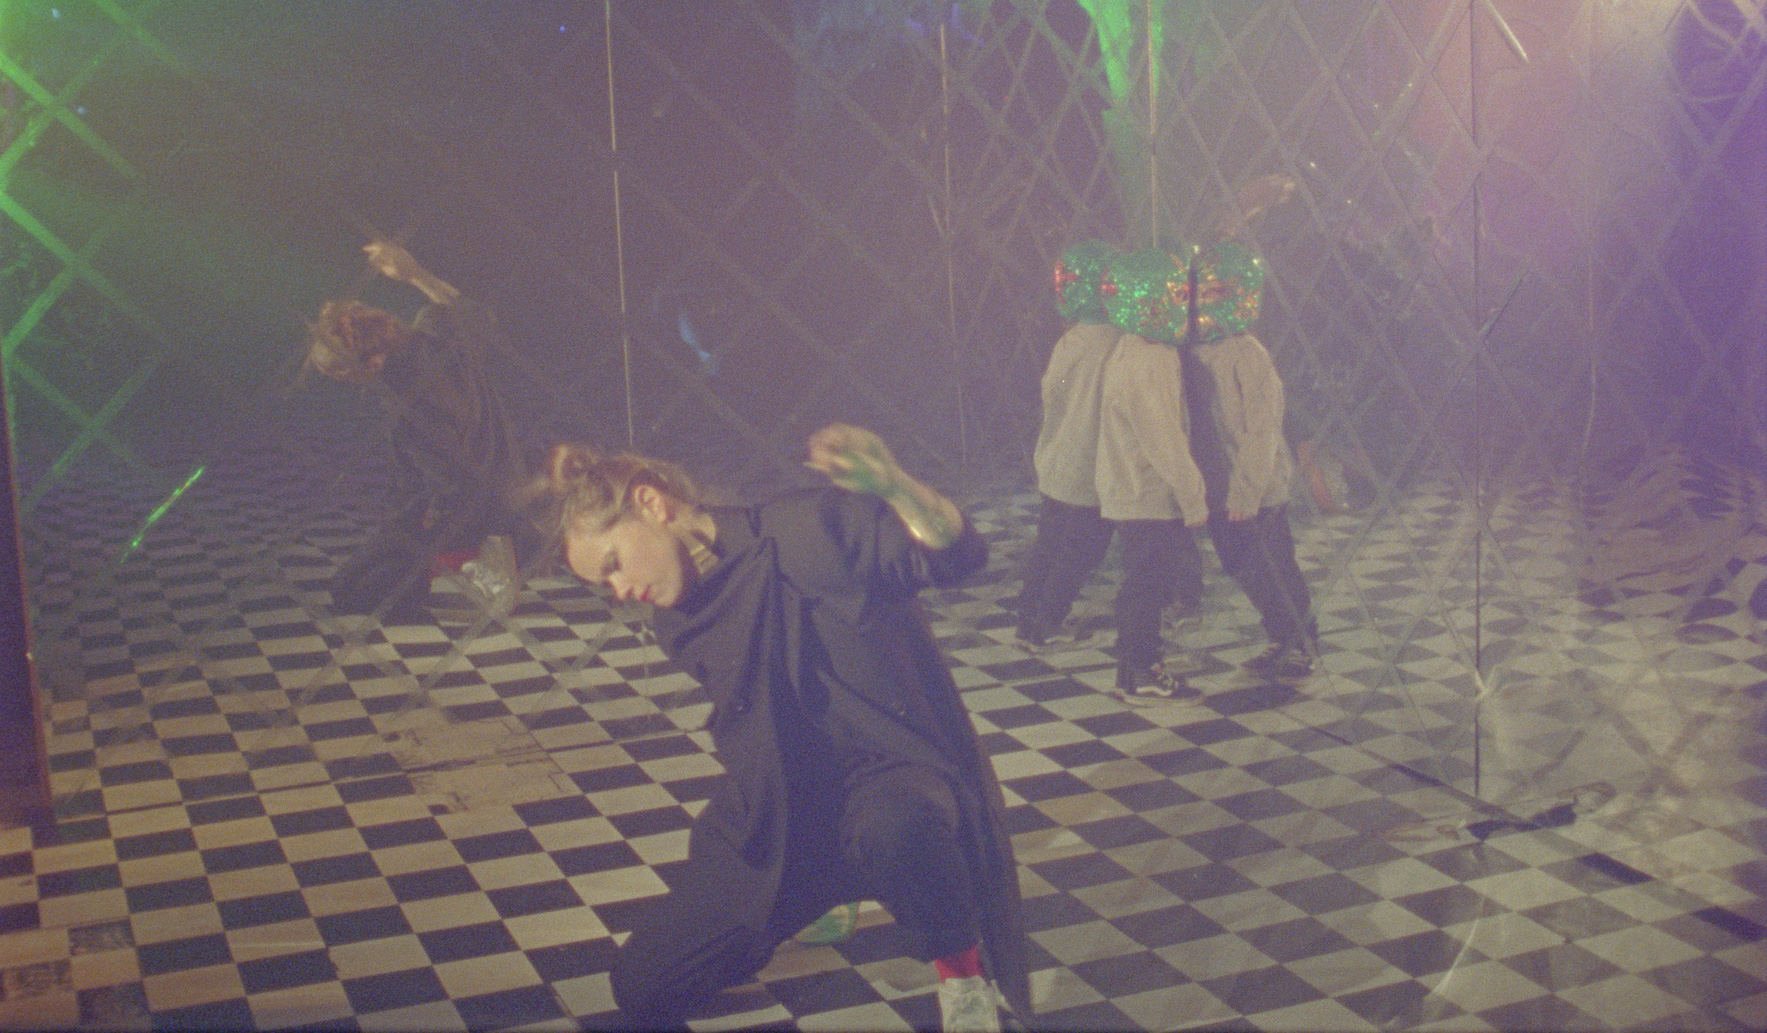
left=521, top=424, right=1029, bottom=1032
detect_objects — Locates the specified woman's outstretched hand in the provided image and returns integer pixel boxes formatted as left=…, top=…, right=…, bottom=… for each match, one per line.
left=1216, top=173, right=1297, bottom=239
left=805, top=423, right=962, bottom=549
left=364, top=241, right=460, bottom=306
left=364, top=241, right=421, bottom=281
left=805, top=423, right=900, bottom=498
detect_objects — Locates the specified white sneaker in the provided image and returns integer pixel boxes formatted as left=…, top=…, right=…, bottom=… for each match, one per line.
left=937, top=975, right=1001, bottom=1033
left=464, top=535, right=519, bottom=618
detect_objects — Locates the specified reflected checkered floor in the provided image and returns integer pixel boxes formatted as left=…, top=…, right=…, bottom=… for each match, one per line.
left=4, top=437, right=1766, bottom=1031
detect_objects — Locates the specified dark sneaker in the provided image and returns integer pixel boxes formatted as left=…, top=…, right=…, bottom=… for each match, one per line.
left=1115, top=660, right=1198, bottom=703
left=1157, top=651, right=1206, bottom=676
left=1164, top=597, right=1202, bottom=624
left=1018, top=621, right=1092, bottom=652
left=1245, top=642, right=1314, bottom=679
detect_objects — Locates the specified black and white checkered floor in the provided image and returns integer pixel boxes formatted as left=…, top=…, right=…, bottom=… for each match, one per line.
left=5, top=439, right=1766, bottom=1031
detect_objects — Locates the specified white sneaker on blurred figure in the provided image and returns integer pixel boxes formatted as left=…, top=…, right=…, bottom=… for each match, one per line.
left=937, top=976, right=1001, bottom=1033
left=463, top=534, right=518, bottom=619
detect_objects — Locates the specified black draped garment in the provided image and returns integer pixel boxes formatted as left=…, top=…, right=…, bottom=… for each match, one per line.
left=380, top=300, right=527, bottom=547
left=331, top=299, right=528, bottom=618
left=625, top=486, right=1031, bottom=1022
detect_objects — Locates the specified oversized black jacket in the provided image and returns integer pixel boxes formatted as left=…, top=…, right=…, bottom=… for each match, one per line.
left=377, top=299, right=527, bottom=547
left=653, top=486, right=1032, bottom=1019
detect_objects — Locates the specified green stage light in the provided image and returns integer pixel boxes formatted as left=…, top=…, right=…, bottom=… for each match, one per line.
left=116, top=463, right=203, bottom=563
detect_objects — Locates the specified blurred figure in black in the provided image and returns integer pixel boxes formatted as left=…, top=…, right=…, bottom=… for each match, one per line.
left=306, top=241, right=528, bottom=623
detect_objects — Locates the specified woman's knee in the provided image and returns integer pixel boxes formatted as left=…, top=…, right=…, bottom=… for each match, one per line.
left=609, top=943, right=684, bottom=1026
left=609, top=921, right=768, bottom=1027
left=843, top=776, right=960, bottom=870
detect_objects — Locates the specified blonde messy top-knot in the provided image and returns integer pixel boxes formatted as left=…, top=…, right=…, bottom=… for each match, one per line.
left=305, top=299, right=409, bottom=385
left=519, top=442, right=703, bottom=544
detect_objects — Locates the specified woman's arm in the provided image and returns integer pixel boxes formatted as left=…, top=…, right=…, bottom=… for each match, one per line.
left=364, top=241, right=460, bottom=307
left=1222, top=342, right=1285, bottom=519
left=804, top=423, right=963, bottom=549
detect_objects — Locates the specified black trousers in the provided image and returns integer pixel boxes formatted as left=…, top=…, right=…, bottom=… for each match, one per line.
left=1017, top=495, right=1114, bottom=633
left=1113, top=519, right=1204, bottom=670
left=329, top=518, right=437, bottom=622
left=331, top=493, right=526, bottom=622
left=610, top=761, right=977, bottom=1029
left=1210, top=505, right=1315, bottom=648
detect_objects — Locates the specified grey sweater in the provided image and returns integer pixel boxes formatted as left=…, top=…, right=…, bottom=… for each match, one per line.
left=1096, top=333, right=1208, bottom=523
left=1190, top=333, right=1294, bottom=514
left=1033, top=322, right=1121, bottom=506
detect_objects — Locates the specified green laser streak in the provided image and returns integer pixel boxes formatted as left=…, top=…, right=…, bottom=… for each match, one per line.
left=116, top=465, right=204, bottom=563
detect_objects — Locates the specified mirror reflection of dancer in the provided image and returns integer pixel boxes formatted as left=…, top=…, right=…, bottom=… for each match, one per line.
left=1096, top=248, right=1209, bottom=697
left=1014, top=241, right=1120, bottom=649
left=523, top=424, right=1029, bottom=1033
left=305, top=242, right=528, bottom=623
left=1184, top=176, right=1319, bottom=679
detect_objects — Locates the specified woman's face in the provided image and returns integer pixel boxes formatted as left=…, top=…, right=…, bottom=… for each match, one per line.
left=564, top=486, right=696, bottom=608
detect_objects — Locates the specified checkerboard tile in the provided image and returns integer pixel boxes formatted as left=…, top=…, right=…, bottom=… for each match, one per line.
left=3, top=438, right=1764, bottom=1030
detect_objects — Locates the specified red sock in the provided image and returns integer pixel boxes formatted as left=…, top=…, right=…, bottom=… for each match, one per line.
left=933, top=943, right=982, bottom=981
left=430, top=549, right=477, bottom=575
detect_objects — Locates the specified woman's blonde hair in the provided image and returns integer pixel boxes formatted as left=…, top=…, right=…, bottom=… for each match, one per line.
left=305, top=299, right=408, bottom=384
left=518, top=442, right=703, bottom=545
